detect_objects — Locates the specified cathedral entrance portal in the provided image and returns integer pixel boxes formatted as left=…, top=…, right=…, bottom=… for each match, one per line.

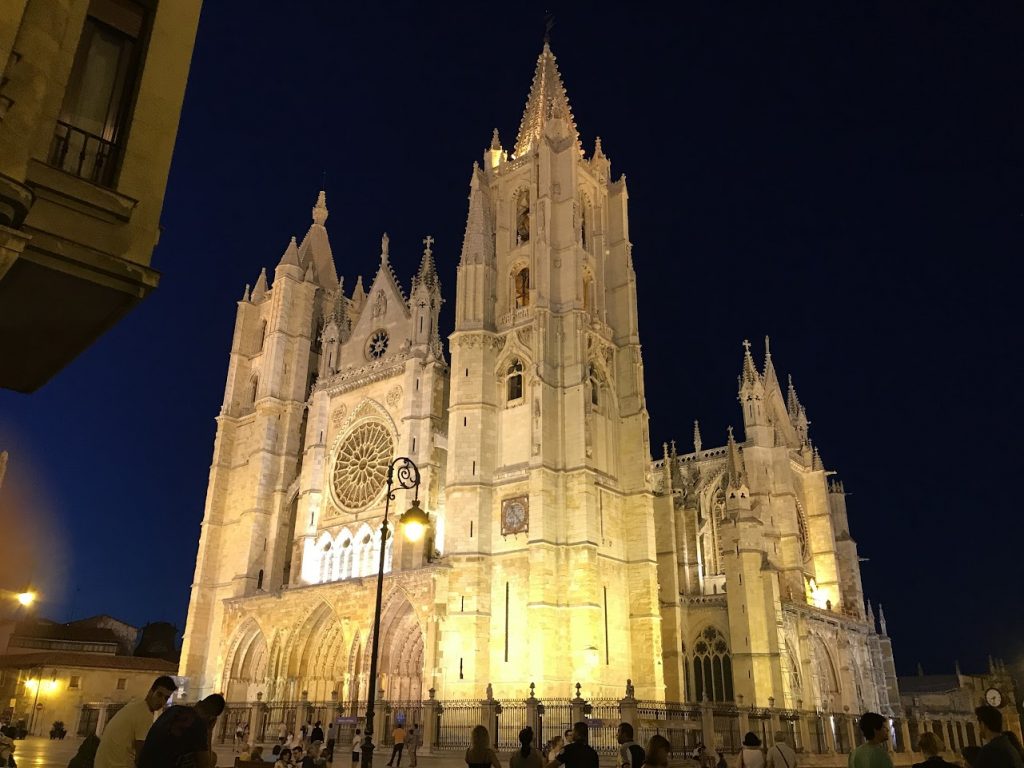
left=366, top=591, right=424, bottom=703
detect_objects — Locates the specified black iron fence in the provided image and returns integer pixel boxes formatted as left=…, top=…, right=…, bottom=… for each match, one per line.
left=217, top=696, right=923, bottom=759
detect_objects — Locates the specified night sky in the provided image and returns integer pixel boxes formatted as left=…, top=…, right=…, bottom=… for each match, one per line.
left=1, top=2, right=1022, bottom=680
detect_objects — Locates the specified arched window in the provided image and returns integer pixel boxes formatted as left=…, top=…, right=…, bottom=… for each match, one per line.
left=256, top=569, right=264, bottom=590
left=582, top=273, right=593, bottom=312
left=514, top=268, right=530, bottom=309
left=692, top=626, right=733, bottom=702
left=246, top=374, right=259, bottom=408
left=338, top=534, right=353, bottom=579
left=258, top=320, right=267, bottom=352
left=358, top=532, right=374, bottom=577
left=581, top=204, right=588, bottom=249
left=506, top=359, right=524, bottom=402
left=320, top=541, right=334, bottom=583
left=516, top=191, right=530, bottom=244
left=588, top=364, right=600, bottom=407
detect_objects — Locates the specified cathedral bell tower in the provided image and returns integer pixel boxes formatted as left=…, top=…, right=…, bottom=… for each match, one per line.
left=179, top=191, right=336, bottom=697
left=442, top=42, right=664, bottom=699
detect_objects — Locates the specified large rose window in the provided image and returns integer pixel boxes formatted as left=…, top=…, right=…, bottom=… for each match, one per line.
left=332, top=421, right=394, bottom=511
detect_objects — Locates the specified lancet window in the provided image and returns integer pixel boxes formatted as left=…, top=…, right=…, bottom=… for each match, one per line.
left=692, top=626, right=734, bottom=703
left=514, top=268, right=530, bottom=309
left=515, top=191, right=530, bottom=244
left=506, top=359, right=524, bottom=402
left=316, top=526, right=391, bottom=584
left=588, top=364, right=600, bottom=407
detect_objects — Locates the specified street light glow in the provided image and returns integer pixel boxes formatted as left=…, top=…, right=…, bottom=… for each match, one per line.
left=16, top=591, right=35, bottom=606
left=399, top=499, right=429, bottom=542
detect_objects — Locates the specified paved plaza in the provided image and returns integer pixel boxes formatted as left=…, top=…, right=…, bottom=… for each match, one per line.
left=7, top=735, right=641, bottom=768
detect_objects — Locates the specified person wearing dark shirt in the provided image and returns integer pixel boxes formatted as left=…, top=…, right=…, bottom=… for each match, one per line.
left=311, top=723, right=324, bottom=745
left=138, top=694, right=225, bottom=768
left=548, top=722, right=598, bottom=768
left=975, top=706, right=1024, bottom=768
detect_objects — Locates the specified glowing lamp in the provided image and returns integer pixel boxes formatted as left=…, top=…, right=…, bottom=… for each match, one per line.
left=399, top=499, right=429, bottom=542
left=46, top=679, right=59, bottom=693
left=16, top=592, right=35, bottom=606
left=24, top=679, right=38, bottom=692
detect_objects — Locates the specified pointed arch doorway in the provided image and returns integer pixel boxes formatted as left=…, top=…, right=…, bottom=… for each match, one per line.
left=362, top=591, right=425, bottom=703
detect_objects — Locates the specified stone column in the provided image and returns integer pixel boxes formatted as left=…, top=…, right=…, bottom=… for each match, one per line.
left=421, top=689, right=439, bottom=755
left=951, top=721, right=963, bottom=753
left=822, top=712, right=836, bottom=754
left=899, top=718, right=912, bottom=754
left=844, top=715, right=858, bottom=753
left=701, top=699, right=716, bottom=751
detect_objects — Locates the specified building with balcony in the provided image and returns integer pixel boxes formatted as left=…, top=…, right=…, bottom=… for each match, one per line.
left=0, top=0, right=202, bottom=392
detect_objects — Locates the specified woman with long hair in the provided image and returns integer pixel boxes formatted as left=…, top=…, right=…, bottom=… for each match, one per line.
left=510, top=727, right=543, bottom=768
left=466, top=725, right=501, bottom=768
left=275, top=747, right=294, bottom=768
left=643, top=735, right=671, bottom=768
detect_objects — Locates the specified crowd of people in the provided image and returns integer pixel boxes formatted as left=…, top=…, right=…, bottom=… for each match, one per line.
left=1, top=679, right=1022, bottom=768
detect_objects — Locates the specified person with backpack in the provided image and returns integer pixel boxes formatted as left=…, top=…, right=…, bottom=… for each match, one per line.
left=616, top=724, right=645, bottom=768
left=767, top=732, right=796, bottom=768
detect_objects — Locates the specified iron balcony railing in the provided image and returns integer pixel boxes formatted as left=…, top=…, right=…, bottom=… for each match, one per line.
left=48, top=120, right=121, bottom=187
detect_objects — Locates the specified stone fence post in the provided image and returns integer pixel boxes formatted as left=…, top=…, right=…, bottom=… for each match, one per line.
left=795, top=702, right=810, bottom=754
left=619, top=679, right=638, bottom=734
left=526, top=683, right=540, bottom=741
left=422, top=688, right=439, bottom=755
left=481, top=683, right=500, bottom=746
left=701, top=698, right=715, bottom=749
left=570, top=683, right=587, bottom=728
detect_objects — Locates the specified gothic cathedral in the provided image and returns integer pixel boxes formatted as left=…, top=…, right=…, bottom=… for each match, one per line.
left=180, top=43, right=900, bottom=715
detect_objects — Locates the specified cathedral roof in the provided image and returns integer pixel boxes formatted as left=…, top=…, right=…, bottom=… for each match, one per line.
left=513, top=42, right=580, bottom=159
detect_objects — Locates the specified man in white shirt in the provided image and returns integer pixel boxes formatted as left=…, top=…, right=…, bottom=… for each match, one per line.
left=767, top=731, right=797, bottom=768
left=95, top=676, right=177, bottom=768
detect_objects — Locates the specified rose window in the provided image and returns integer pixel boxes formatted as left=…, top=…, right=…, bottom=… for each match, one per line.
left=332, top=421, right=394, bottom=510
left=367, top=329, right=389, bottom=359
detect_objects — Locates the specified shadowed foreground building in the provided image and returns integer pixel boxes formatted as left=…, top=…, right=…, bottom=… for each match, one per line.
left=181, top=42, right=905, bottom=737
left=0, top=0, right=202, bottom=392
left=0, top=616, right=177, bottom=736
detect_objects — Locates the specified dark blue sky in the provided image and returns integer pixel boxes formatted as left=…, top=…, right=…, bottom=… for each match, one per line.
left=1, top=2, right=1022, bottom=678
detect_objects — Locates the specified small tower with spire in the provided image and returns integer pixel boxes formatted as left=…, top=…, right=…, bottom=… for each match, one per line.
left=410, top=234, right=444, bottom=360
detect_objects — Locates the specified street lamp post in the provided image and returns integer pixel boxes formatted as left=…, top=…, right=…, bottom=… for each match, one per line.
left=361, top=457, right=428, bottom=768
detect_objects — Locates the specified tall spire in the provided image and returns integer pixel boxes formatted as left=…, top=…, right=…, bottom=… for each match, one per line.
left=513, top=43, right=579, bottom=159
left=786, top=374, right=801, bottom=418
left=460, top=165, right=494, bottom=266
left=312, top=190, right=328, bottom=226
left=297, top=189, right=339, bottom=287
left=251, top=268, right=268, bottom=301
left=726, top=426, right=744, bottom=485
left=762, top=335, right=778, bottom=388
left=693, top=420, right=702, bottom=454
left=740, top=338, right=760, bottom=386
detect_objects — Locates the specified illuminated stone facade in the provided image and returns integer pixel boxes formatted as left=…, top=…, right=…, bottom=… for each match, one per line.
left=180, top=44, right=899, bottom=715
